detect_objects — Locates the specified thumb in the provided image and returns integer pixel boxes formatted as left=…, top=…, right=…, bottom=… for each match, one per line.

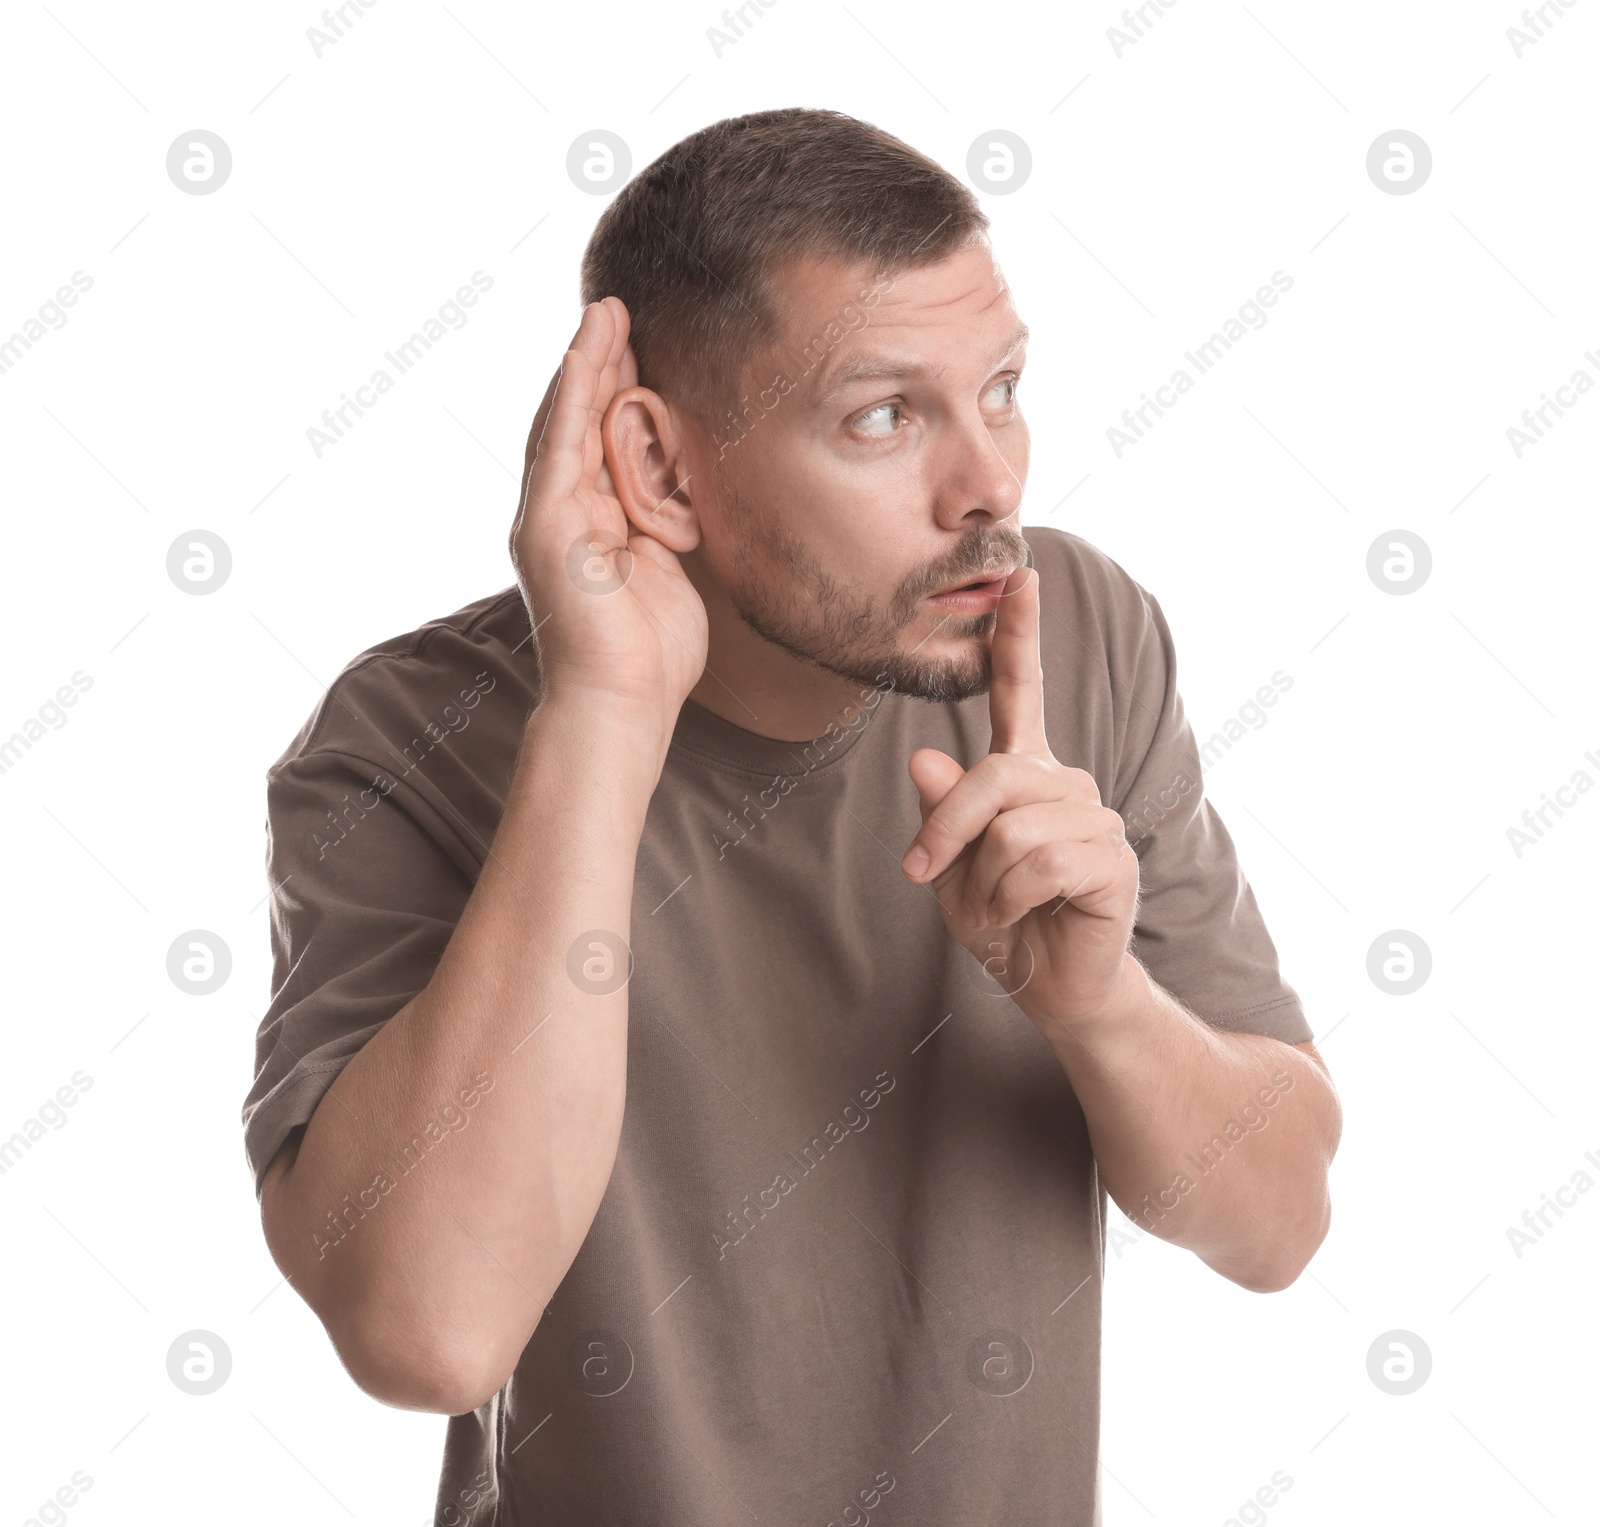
left=908, top=747, right=966, bottom=826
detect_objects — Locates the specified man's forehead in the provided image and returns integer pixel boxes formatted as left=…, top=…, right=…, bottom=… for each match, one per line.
left=760, top=248, right=1023, bottom=401
left=808, top=319, right=1030, bottom=407
left=766, top=246, right=1009, bottom=331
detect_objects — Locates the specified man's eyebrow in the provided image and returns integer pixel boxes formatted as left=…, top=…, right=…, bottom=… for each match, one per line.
left=811, top=322, right=1030, bottom=405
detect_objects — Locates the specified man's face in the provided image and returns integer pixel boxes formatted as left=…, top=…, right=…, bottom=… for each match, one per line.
left=691, top=239, right=1032, bottom=703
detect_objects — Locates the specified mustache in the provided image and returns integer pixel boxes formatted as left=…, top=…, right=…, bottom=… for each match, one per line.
left=903, top=528, right=1033, bottom=605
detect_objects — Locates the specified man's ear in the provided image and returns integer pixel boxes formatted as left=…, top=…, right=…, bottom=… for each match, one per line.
left=602, top=386, right=703, bottom=555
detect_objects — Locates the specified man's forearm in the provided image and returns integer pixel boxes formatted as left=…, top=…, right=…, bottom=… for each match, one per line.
left=259, top=694, right=669, bottom=1411
left=1025, top=955, right=1341, bottom=1291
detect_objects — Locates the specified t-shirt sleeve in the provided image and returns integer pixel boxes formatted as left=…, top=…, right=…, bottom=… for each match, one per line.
left=241, top=747, right=477, bottom=1198
left=1107, top=585, right=1313, bottom=1045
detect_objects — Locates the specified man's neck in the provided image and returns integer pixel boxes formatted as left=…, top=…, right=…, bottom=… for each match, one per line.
left=685, top=642, right=871, bottom=743
left=683, top=563, right=872, bottom=743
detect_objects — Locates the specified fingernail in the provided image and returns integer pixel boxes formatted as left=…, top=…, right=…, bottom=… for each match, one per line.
left=902, top=845, right=930, bottom=878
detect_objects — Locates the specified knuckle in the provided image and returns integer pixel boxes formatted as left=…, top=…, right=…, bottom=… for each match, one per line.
left=1014, top=755, right=1054, bottom=789
left=970, top=754, right=1007, bottom=789
left=1048, top=850, right=1082, bottom=887
left=1041, top=840, right=1078, bottom=878
left=989, top=813, right=1027, bottom=852
left=1062, top=766, right=1101, bottom=799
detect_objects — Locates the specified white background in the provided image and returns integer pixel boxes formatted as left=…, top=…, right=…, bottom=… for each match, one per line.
left=1, top=1, right=1595, bottom=1522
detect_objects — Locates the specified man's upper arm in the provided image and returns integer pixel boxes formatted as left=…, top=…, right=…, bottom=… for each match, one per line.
left=1290, top=1037, right=1329, bottom=1075
left=258, top=1125, right=304, bottom=1238
left=242, top=746, right=476, bottom=1201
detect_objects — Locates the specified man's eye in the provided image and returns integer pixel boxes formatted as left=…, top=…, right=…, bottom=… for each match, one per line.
left=852, top=380, right=1016, bottom=437
left=853, top=401, right=904, bottom=436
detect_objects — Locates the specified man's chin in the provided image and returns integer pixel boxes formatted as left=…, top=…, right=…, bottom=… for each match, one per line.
left=884, top=615, right=995, bottom=703
left=886, top=659, right=991, bottom=704
left=827, top=641, right=992, bottom=705
left=727, top=588, right=994, bottom=704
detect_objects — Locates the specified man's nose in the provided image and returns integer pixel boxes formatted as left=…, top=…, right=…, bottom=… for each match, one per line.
left=930, top=413, right=1024, bottom=530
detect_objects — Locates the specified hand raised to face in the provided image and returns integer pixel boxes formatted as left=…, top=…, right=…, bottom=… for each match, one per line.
left=508, top=297, right=708, bottom=726
left=900, top=564, right=1141, bottom=1028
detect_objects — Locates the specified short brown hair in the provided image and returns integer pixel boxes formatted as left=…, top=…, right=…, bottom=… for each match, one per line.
left=579, top=107, right=988, bottom=441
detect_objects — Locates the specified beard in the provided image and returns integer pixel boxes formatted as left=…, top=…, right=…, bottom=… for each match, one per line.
left=717, top=480, right=1033, bottom=704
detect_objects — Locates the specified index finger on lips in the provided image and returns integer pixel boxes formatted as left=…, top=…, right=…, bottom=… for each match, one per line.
left=987, top=565, right=1049, bottom=757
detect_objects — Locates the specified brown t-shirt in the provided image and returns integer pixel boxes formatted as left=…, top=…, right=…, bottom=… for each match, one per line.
left=243, top=525, right=1311, bottom=1527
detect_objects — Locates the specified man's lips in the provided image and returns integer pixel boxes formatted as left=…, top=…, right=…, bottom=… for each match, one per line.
left=924, top=568, right=1016, bottom=611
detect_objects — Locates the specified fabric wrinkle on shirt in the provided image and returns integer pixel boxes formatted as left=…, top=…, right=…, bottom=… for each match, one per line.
left=242, top=526, right=1312, bottom=1527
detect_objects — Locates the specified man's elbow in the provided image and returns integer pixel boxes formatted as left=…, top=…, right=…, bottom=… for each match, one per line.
left=333, top=1311, right=510, bottom=1415
left=1208, top=1193, right=1333, bottom=1294
left=260, top=1146, right=514, bottom=1415
left=1225, top=1259, right=1305, bottom=1295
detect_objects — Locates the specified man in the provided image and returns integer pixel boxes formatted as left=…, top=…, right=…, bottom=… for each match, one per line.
left=244, top=107, right=1340, bottom=1525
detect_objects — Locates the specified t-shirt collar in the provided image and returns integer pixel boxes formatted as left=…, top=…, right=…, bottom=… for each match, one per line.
left=669, top=688, right=889, bottom=778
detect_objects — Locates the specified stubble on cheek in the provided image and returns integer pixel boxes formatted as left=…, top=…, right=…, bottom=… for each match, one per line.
left=717, top=476, right=1022, bottom=699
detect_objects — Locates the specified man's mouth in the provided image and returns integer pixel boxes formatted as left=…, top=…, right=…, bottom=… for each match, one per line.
left=924, top=566, right=1015, bottom=611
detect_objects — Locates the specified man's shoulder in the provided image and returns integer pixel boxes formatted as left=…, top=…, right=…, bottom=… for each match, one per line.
left=267, top=584, right=537, bottom=779
left=1023, top=523, right=1161, bottom=653
left=1020, top=524, right=1179, bottom=790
